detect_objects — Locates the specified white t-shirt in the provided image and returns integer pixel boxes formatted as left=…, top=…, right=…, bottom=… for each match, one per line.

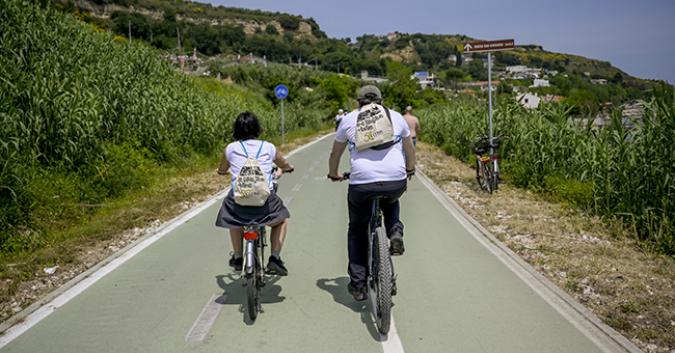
left=335, top=107, right=411, bottom=185
left=225, top=139, right=277, bottom=188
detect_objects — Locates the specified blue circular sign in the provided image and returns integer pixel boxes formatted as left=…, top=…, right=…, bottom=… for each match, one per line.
left=274, top=84, right=289, bottom=100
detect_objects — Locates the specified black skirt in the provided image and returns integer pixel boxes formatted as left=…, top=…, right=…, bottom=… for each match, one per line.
left=215, top=191, right=290, bottom=229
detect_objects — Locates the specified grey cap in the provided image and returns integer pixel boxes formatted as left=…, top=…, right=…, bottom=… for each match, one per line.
left=357, top=85, right=382, bottom=100
left=405, top=105, right=413, bottom=112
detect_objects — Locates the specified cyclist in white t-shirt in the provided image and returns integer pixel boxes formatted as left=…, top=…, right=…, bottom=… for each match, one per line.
left=216, top=112, right=295, bottom=276
left=327, top=85, right=416, bottom=301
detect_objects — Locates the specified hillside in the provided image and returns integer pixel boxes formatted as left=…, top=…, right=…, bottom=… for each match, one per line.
left=56, top=0, right=661, bottom=110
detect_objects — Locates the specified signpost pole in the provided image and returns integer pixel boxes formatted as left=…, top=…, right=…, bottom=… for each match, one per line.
left=488, top=52, right=493, bottom=156
left=281, top=99, right=285, bottom=145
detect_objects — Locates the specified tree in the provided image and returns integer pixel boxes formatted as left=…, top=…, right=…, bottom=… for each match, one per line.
left=320, top=75, right=358, bottom=112
left=265, top=24, right=278, bottom=35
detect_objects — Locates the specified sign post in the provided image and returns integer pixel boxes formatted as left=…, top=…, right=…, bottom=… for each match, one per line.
left=463, top=39, right=515, bottom=180
left=274, top=84, right=289, bottom=145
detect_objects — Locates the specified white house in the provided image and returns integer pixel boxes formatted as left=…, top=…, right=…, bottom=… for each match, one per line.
left=590, top=79, right=608, bottom=85
left=411, top=71, right=437, bottom=89
left=517, top=93, right=541, bottom=109
left=531, top=79, right=550, bottom=88
left=506, top=65, right=542, bottom=79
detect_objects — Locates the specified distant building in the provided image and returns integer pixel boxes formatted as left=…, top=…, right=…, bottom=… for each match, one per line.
left=542, top=95, right=564, bottom=103
left=517, top=93, right=541, bottom=109
left=457, top=80, right=499, bottom=92
left=506, top=65, right=542, bottom=79
left=531, top=79, right=550, bottom=87
left=590, top=79, right=608, bottom=85
left=411, top=71, right=437, bottom=89
left=361, top=71, right=389, bottom=84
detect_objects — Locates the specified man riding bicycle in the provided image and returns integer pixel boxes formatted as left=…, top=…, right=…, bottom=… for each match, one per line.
left=327, top=85, right=416, bottom=301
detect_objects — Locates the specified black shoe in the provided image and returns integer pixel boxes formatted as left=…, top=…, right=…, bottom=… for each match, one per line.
left=266, top=256, right=288, bottom=276
left=390, top=234, right=405, bottom=256
left=229, top=255, right=243, bottom=271
left=348, top=282, right=368, bottom=301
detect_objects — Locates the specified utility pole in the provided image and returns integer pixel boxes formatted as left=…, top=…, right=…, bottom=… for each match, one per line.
left=127, top=20, right=131, bottom=43
left=177, top=27, right=184, bottom=72
left=176, top=27, right=181, bottom=52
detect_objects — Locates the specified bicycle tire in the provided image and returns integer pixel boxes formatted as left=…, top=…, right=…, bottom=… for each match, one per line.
left=475, top=159, right=485, bottom=190
left=482, top=163, right=493, bottom=193
left=245, top=274, right=258, bottom=322
left=374, top=226, right=392, bottom=335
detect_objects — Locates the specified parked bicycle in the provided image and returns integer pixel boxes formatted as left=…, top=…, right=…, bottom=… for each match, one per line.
left=473, top=135, right=502, bottom=193
left=342, top=172, right=395, bottom=335
left=240, top=166, right=292, bottom=322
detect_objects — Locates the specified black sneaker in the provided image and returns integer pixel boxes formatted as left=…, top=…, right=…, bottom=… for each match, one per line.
left=265, top=256, right=288, bottom=276
left=390, top=234, right=405, bottom=256
left=348, top=282, right=368, bottom=301
left=229, top=255, right=243, bottom=271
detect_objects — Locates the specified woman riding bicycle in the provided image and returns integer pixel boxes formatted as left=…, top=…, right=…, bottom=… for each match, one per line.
left=215, top=112, right=294, bottom=276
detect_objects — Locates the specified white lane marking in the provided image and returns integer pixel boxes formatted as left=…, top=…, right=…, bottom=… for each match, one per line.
left=0, top=188, right=228, bottom=348
left=302, top=173, right=309, bottom=180
left=0, top=132, right=336, bottom=348
left=368, top=289, right=405, bottom=353
left=416, top=172, right=643, bottom=353
left=284, top=132, right=334, bottom=158
left=381, top=316, right=405, bottom=353
left=284, top=196, right=294, bottom=206
left=186, top=294, right=223, bottom=342
left=291, top=183, right=303, bottom=192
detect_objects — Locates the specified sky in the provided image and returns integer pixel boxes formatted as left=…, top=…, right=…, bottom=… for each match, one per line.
left=210, top=0, right=675, bottom=84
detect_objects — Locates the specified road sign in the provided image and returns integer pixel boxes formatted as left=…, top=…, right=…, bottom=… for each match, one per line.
left=463, top=39, right=515, bottom=53
left=274, top=84, right=289, bottom=100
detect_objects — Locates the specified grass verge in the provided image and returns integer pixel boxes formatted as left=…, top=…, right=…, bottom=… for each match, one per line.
left=0, top=131, right=330, bottom=323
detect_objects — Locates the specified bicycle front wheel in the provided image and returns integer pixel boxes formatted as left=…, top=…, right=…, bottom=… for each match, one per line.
left=374, top=226, right=392, bottom=335
left=481, top=162, right=493, bottom=193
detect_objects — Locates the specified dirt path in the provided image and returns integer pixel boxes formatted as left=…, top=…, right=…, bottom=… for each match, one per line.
left=416, top=142, right=674, bottom=353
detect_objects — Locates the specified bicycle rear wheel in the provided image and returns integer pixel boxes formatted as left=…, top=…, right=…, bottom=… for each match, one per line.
left=245, top=274, right=258, bottom=321
left=373, top=226, right=392, bottom=335
left=475, top=159, right=484, bottom=190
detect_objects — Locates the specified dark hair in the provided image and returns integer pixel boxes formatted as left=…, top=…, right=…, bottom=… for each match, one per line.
left=232, top=111, right=262, bottom=141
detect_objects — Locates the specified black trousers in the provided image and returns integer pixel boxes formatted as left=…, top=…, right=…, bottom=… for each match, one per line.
left=347, top=179, right=407, bottom=287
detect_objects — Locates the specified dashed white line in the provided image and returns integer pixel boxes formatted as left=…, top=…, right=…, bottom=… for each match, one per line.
left=381, top=315, right=405, bottom=353
left=291, top=183, right=303, bottom=192
left=186, top=294, right=223, bottom=342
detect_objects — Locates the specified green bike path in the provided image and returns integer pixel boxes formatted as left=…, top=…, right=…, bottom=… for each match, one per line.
left=0, top=135, right=631, bottom=353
